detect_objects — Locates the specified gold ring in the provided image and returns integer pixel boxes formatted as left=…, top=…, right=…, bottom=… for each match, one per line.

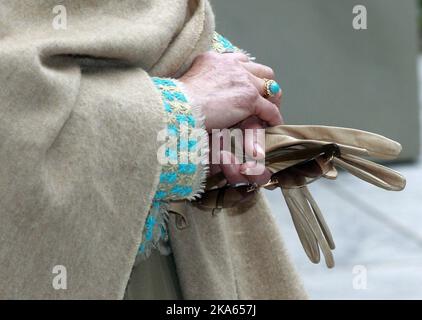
left=263, top=78, right=281, bottom=98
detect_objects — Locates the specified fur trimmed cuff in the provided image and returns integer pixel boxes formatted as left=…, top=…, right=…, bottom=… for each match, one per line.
left=137, top=77, right=209, bottom=260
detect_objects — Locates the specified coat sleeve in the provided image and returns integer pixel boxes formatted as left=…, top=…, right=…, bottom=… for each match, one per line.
left=0, top=0, right=210, bottom=299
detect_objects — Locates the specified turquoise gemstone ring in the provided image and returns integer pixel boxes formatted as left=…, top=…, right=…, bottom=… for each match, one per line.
left=263, top=78, right=281, bottom=98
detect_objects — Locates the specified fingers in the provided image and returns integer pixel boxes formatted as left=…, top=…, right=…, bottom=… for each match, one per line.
left=220, top=158, right=272, bottom=185
left=240, top=162, right=272, bottom=185
left=236, top=116, right=272, bottom=184
left=248, top=73, right=268, bottom=97
left=267, top=86, right=283, bottom=109
left=219, top=151, right=249, bottom=185
left=252, top=96, right=283, bottom=126
left=219, top=150, right=272, bottom=185
left=242, top=62, right=283, bottom=108
left=241, top=61, right=275, bottom=79
left=238, top=116, right=266, bottom=160
left=234, top=57, right=283, bottom=106
left=226, top=52, right=250, bottom=62
left=248, top=72, right=283, bottom=107
left=213, top=118, right=271, bottom=185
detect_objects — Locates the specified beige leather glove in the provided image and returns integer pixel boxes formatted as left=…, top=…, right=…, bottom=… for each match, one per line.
left=265, top=125, right=406, bottom=191
left=265, top=125, right=406, bottom=268
left=191, top=125, right=406, bottom=268
left=282, top=187, right=335, bottom=267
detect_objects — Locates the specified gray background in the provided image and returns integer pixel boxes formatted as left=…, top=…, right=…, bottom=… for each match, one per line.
left=212, top=0, right=420, bottom=160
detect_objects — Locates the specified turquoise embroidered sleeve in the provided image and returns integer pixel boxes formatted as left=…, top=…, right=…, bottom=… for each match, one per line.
left=137, top=77, right=208, bottom=260
left=138, top=33, right=244, bottom=260
left=211, top=32, right=240, bottom=53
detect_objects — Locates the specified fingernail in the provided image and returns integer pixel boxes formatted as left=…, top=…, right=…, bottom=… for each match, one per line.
left=240, top=168, right=252, bottom=175
left=239, top=163, right=248, bottom=175
left=254, top=143, right=265, bottom=158
left=240, top=162, right=257, bottom=175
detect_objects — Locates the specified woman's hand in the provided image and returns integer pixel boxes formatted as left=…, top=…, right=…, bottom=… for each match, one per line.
left=179, top=51, right=283, bottom=185
left=179, top=51, right=283, bottom=130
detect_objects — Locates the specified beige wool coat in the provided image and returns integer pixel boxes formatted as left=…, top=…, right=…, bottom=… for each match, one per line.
left=0, top=0, right=306, bottom=299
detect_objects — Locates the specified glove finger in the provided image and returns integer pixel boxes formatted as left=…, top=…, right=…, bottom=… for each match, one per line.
left=334, top=154, right=406, bottom=191
left=291, top=188, right=335, bottom=268
left=302, top=186, right=335, bottom=250
left=266, top=125, right=402, bottom=159
left=282, top=188, right=320, bottom=263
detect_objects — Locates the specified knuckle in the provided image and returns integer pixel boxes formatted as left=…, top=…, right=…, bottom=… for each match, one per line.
left=228, top=73, right=248, bottom=88
left=245, top=84, right=260, bottom=101
left=238, top=71, right=250, bottom=83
